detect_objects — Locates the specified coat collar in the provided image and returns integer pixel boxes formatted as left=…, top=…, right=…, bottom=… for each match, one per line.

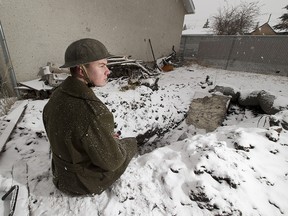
left=59, top=76, right=99, bottom=101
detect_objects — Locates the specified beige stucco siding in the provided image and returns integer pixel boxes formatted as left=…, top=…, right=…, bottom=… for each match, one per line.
left=0, top=0, right=186, bottom=82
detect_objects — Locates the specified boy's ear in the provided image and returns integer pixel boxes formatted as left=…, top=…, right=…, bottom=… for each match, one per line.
left=76, top=65, right=85, bottom=77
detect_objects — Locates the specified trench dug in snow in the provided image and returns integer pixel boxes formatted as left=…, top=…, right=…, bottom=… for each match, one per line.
left=135, top=88, right=286, bottom=155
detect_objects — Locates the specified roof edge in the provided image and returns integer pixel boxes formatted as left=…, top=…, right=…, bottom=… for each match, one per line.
left=182, top=0, right=195, bottom=14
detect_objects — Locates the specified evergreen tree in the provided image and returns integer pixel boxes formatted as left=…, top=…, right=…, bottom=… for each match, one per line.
left=273, top=5, right=288, bottom=31
left=203, top=19, right=209, bottom=28
left=183, top=24, right=187, bottom=31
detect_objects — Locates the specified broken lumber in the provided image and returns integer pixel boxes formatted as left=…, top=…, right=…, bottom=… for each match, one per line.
left=19, top=79, right=53, bottom=91
left=0, top=101, right=27, bottom=152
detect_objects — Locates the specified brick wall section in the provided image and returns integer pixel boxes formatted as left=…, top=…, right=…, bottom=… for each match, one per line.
left=179, top=35, right=288, bottom=76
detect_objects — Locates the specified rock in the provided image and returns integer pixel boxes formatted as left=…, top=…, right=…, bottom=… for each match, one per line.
left=269, top=110, right=288, bottom=130
left=186, top=94, right=230, bottom=132
left=177, top=132, right=188, bottom=141
left=209, top=85, right=287, bottom=116
left=266, top=126, right=282, bottom=142
left=257, top=90, right=278, bottom=114
left=209, top=85, right=239, bottom=102
left=238, top=91, right=260, bottom=106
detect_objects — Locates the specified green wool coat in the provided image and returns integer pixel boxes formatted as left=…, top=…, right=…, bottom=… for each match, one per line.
left=43, top=76, right=137, bottom=195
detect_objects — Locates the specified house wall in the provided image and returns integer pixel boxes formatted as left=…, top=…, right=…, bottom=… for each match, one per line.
left=180, top=35, right=288, bottom=76
left=251, top=28, right=276, bottom=35
left=251, top=24, right=276, bottom=35
left=0, top=0, right=186, bottom=82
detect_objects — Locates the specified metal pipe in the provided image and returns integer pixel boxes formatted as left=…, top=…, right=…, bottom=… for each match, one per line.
left=0, top=21, right=19, bottom=97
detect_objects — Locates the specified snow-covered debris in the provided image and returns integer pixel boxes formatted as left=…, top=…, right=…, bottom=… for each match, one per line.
left=270, top=110, right=288, bottom=130
left=211, top=85, right=288, bottom=115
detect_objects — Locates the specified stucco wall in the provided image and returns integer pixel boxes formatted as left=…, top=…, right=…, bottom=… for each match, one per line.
left=0, top=0, right=186, bottom=82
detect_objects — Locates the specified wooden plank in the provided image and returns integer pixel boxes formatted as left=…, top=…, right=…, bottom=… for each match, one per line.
left=19, top=79, right=53, bottom=91
left=0, top=101, right=27, bottom=151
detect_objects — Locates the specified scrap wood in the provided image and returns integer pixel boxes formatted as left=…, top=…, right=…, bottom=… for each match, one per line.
left=38, top=62, right=69, bottom=76
left=0, top=161, right=30, bottom=216
left=121, top=62, right=157, bottom=77
left=47, top=62, right=69, bottom=74
left=107, top=55, right=160, bottom=79
left=0, top=101, right=27, bottom=152
left=107, top=59, right=141, bottom=66
left=19, top=79, right=53, bottom=91
left=108, top=55, right=133, bottom=62
left=1, top=185, right=19, bottom=216
left=107, top=55, right=144, bottom=66
left=38, top=63, right=70, bottom=87
left=156, top=46, right=177, bottom=72
left=14, top=86, right=30, bottom=91
left=41, top=73, right=70, bottom=87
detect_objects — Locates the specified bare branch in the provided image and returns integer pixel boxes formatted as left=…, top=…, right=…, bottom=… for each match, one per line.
left=211, top=1, right=260, bottom=35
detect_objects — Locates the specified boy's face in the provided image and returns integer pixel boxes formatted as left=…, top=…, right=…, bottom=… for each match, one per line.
left=86, top=59, right=110, bottom=87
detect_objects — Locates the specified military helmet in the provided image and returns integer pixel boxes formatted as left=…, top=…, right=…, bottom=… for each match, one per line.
left=60, top=38, right=112, bottom=68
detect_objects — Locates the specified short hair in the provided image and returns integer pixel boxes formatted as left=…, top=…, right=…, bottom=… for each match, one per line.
left=69, top=66, right=77, bottom=75
left=69, top=63, right=90, bottom=76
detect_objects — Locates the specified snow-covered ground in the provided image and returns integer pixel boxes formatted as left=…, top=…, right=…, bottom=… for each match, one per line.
left=1, top=64, right=288, bottom=216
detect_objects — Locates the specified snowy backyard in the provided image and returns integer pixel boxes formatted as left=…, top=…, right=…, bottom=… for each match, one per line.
left=1, top=64, right=288, bottom=216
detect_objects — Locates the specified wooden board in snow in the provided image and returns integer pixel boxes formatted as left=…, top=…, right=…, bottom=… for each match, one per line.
left=0, top=101, right=27, bottom=152
left=19, top=79, right=53, bottom=91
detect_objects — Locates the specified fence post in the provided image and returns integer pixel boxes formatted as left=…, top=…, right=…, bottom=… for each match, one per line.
left=225, top=36, right=236, bottom=70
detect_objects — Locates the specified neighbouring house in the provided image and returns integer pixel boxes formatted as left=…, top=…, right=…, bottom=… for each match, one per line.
left=250, top=22, right=276, bottom=35
left=0, top=0, right=195, bottom=84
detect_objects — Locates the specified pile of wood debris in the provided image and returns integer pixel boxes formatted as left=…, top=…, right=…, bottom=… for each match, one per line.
left=16, top=51, right=178, bottom=99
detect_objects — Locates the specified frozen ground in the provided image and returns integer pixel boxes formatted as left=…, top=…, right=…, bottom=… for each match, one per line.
left=0, top=64, right=288, bottom=216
